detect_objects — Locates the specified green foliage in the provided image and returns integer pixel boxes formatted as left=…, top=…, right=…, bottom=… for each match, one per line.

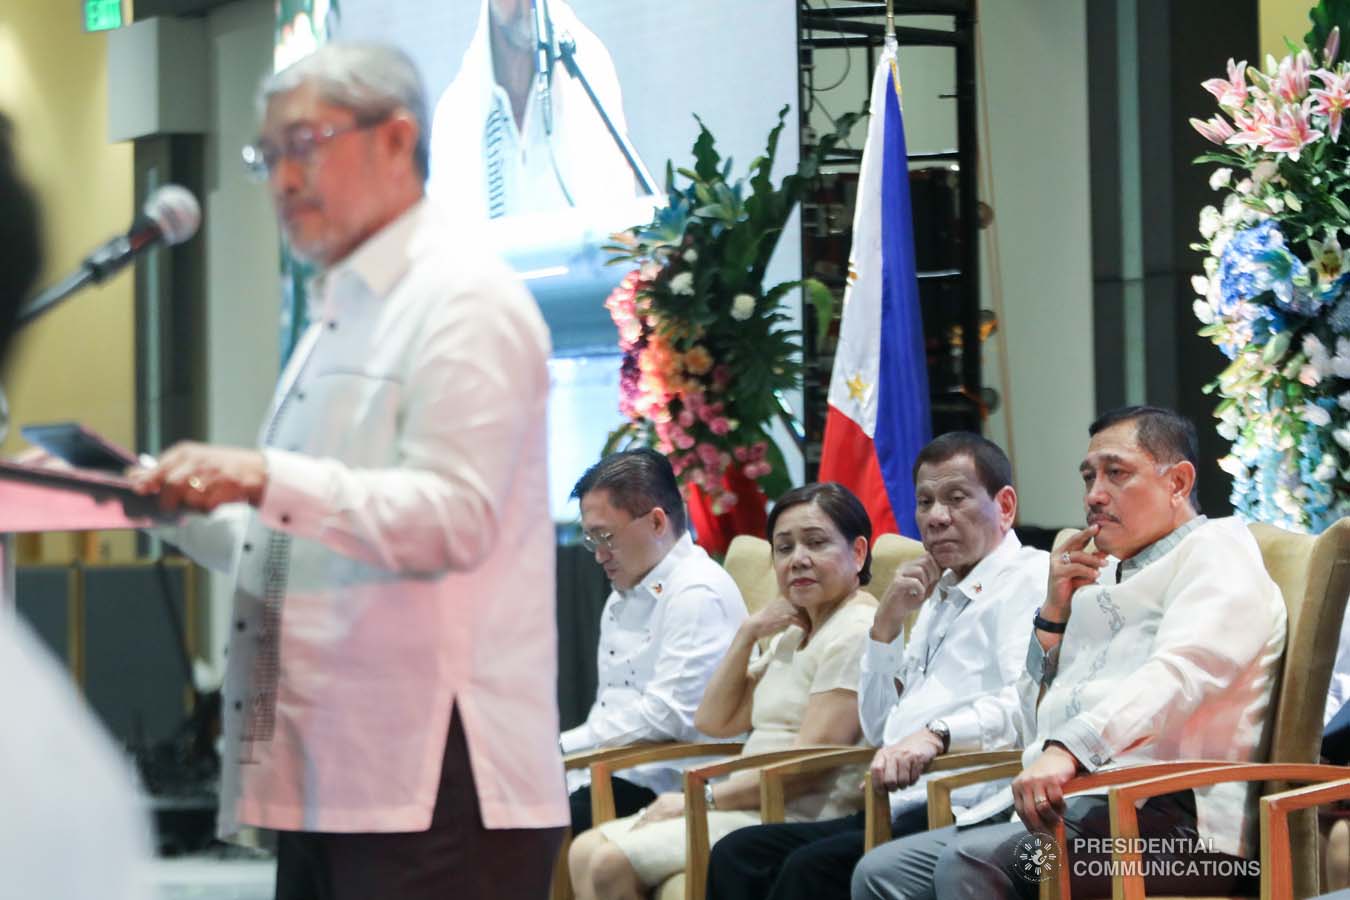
left=1308, top=0, right=1350, bottom=63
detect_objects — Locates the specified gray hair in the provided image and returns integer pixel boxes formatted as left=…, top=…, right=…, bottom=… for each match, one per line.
left=259, top=42, right=429, bottom=181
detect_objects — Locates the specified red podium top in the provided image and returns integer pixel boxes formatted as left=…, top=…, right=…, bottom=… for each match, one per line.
left=0, top=462, right=155, bottom=532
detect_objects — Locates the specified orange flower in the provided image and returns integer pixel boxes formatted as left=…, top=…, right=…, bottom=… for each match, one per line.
left=684, top=345, right=714, bottom=376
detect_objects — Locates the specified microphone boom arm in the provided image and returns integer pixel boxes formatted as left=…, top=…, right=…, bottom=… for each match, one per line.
left=556, top=33, right=659, bottom=196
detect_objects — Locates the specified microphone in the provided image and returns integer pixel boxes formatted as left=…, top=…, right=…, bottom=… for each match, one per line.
left=532, top=0, right=555, bottom=135
left=85, top=184, right=201, bottom=282
left=19, top=185, right=201, bottom=327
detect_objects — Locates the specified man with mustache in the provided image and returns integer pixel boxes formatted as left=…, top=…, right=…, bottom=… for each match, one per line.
left=428, top=0, right=640, bottom=219
left=706, top=432, right=1048, bottom=900
left=852, top=406, right=1286, bottom=899
left=130, top=43, right=566, bottom=899
left=564, top=448, right=746, bottom=832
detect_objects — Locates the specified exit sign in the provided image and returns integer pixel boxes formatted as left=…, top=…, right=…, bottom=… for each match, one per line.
left=84, top=0, right=124, bottom=33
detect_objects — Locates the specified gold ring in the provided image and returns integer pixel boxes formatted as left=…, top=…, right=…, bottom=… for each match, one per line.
left=188, top=476, right=205, bottom=492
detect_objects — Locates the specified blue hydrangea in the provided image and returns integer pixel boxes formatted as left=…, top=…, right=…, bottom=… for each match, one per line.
left=1218, top=221, right=1327, bottom=318
left=1330, top=299, right=1350, bottom=335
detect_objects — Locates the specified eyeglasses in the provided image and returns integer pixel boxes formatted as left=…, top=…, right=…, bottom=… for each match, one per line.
left=241, top=116, right=387, bottom=181
left=579, top=509, right=655, bottom=554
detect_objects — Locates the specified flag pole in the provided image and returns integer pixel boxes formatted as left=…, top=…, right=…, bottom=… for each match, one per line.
left=886, top=0, right=895, bottom=37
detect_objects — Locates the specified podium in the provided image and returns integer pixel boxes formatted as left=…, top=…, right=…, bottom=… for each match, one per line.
left=0, top=461, right=160, bottom=608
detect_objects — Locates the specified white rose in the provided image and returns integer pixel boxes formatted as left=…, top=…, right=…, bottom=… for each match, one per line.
left=1199, top=206, right=1222, bottom=238
left=683, top=249, right=698, bottom=263
left=1300, top=364, right=1324, bottom=387
left=1210, top=168, right=1233, bottom=190
left=1235, top=178, right=1254, bottom=195
left=730, top=293, right=757, bottom=321
left=1252, top=160, right=1279, bottom=185
left=669, top=272, right=695, bottom=295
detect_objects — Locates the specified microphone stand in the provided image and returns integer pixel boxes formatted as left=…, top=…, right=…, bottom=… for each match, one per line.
left=553, top=34, right=658, bottom=195
left=530, top=0, right=659, bottom=197
left=555, top=33, right=659, bottom=196
left=17, top=234, right=137, bottom=328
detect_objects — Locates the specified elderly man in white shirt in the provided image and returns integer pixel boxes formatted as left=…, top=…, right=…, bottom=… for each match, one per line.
left=852, top=406, right=1286, bottom=900
left=561, top=448, right=746, bottom=831
left=705, top=432, right=1048, bottom=900
left=428, top=0, right=639, bottom=219
left=130, top=43, right=567, bottom=900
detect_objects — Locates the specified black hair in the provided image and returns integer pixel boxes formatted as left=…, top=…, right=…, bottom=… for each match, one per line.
left=0, top=112, right=42, bottom=361
left=571, top=448, right=687, bottom=536
left=765, top=482, right=873, bottom=585
left=912, top=431, right=1014, bottom=499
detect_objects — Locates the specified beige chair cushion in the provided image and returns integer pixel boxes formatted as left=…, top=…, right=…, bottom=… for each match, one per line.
left=723, top=534, right=777, bottom=618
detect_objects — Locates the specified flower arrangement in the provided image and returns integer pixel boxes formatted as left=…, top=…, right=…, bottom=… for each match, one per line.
left=1189, top=7, right=1350, bottom=533
left=603, top=107, right=853, bottom=515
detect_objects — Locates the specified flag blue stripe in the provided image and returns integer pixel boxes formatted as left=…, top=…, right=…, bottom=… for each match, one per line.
left=874, top=71, right=932, bottom=538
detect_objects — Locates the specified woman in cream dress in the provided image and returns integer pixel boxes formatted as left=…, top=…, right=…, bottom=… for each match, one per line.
left=569, top=482, right=879, bottom=899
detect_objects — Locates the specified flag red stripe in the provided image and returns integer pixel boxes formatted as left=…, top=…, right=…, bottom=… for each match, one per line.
left=817, top=407, right=900, bottom=536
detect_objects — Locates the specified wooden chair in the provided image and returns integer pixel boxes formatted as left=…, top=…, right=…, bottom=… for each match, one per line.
left=921, top=518, right=1350, bottom=900
left=549, top=534, right=776, bottom=900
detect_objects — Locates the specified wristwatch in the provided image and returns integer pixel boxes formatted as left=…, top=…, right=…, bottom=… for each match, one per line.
left=926, top=718, right=951, bottom=753
left=704, top=782, right=718, bottom=810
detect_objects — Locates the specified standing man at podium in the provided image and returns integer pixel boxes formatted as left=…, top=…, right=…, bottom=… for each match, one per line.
left=131, top=43, right=567, bottom=900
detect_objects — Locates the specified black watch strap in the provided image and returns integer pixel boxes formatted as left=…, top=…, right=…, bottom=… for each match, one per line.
left=1034, top=607, right=1067, bottom=634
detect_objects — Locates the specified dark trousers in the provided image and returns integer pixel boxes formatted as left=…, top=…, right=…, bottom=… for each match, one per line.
left=1324, top=699, right=1350, bottom=765
left=274, top=706, right=564, bottom=900
left=706, top=805, right=931, bottom=900
left=568, top=776, right=658, bottom=833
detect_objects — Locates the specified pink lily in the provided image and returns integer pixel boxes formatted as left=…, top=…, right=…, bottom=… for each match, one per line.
left=1312, top=67, right=1350, bottom=141
left=1226, top=101, right=1278, bottom=148
left=1203, top=58, right=1248, bottom=109
left=1326, top=26, right=1342, bottom=66
left=1273, top=50, right=1314, bottom=103
left=1264, top=99, right=1325, bottom=160
left=1191, top=113, right=1236, bottom=144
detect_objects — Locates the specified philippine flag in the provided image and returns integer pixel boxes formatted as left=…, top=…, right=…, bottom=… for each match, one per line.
left=817, top=36, right=931, bottom=537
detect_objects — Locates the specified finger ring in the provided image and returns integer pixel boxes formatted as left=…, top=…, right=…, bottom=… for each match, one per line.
left=1035, top=796, right=1049, bottom=807
left=188, top=476, right=204, bottom=492
left=1059, top=552, right=1071, bottom=564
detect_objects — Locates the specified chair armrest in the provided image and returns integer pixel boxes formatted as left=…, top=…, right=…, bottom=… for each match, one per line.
left=681, top=746, right=853, bottom=900
left=925, top=756, right=1024, bottom=829
left=1262, top=776, right=1350, bottom=900
left=564, top=742, right=663, bottom=770
left=1033, top=760, right=1245, bottom=900
left=1097, top=762, right=1350, bottom=900
left=865, top=750, right=1026, bottom=846
left=588, top=742, right=745, bottom=825
left=759, top=747, right=876, bottom=824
